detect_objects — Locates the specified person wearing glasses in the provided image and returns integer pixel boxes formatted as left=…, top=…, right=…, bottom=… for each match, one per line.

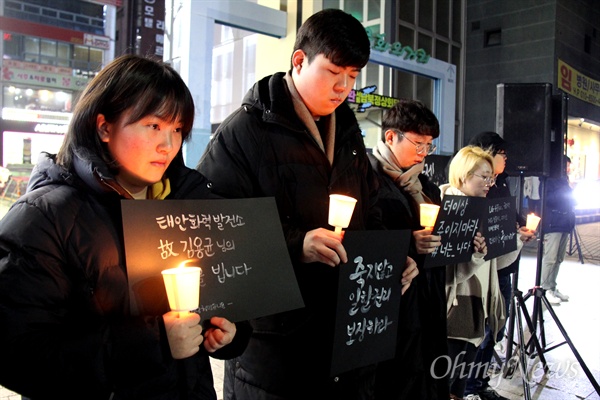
left=368, top=99, right=449, bottom=399
left=465, top=132, right=526, bottom=400
left=440, top=146, right=534, bottom=400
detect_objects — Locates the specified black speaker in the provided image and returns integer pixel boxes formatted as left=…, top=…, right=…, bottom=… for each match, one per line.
left=550, top=93, right=568, bottom=179
left=496, top=83, right=552, bottom=176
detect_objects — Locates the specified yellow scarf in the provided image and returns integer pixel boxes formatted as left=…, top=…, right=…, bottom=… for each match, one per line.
left=147, top=177, right=171, bottom=199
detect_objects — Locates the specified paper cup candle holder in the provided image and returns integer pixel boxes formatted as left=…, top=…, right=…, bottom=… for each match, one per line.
left=526, top=213, right=541, bottom=232
left=328, top=194, right=357, bottom=233
left=161, top=263, right=201, bottom=314
left=419, top=204, right=440, bottom=229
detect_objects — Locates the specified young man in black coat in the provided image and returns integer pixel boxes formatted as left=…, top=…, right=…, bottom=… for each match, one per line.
left=368, top=99, right=448, bottom=400
left=197, top=9, right=417, bottom=400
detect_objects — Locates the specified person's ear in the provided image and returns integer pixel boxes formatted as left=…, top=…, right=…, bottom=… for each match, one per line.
left=291, top=50, right=306, bottom=73
left=384, top=129, right=396, bottom=145
left=96, top=114, right=110, bottom=143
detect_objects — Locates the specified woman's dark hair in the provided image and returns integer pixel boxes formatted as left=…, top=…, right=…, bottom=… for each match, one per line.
left=381, top=99, right=440, bottom=140
left=468, top=131, right=506, bottom=156
left=292, top=9, right=370, bottom=69
left=57, top=54, right=195, bottom=170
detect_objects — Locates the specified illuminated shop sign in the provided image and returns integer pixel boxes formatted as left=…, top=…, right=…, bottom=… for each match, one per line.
left=2, top=108, right=70, bottom=124
left=34, top=123, right=68, bottom=134
left=347, top=86, right=400, bottom=112
left=558, top=59, right=600, bottom=107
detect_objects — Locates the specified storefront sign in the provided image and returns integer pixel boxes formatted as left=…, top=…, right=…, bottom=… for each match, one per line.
left=34, top=123, right=68, bottom=134
left=558, top=59, right=600, bottom=107
left=367, top=29, right=431, bottom=64
left=3, top=60, right=73, bottom=76
left=2, top=65, right=90, bottom=91
left=83, top=33, right=111, bottom=50
left=138, top=0, right=165, bottom=57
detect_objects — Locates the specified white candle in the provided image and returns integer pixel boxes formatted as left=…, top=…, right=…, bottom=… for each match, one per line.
left=526, top=213, right=541, bottom=231
left=161, top=265, right=201, bottom=313
left=328, top=194, right=357, bottom=233
left=420, top=204, right=440, bottom=229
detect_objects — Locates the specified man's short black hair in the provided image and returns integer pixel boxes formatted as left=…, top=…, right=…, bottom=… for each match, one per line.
left=292, top=9, right=370, bottom=69
left=381, top=99, right=440, bottom=140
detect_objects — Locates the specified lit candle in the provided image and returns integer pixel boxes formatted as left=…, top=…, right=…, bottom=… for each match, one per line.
left=420, top=204, right=440, bottom=229
left=526, top=213, right=541, bottom=232
left=328, top=194, right=357, bottom=233
left=161, top=263, right=201, bottom=315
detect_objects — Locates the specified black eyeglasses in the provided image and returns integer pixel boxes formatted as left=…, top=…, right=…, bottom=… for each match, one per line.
left=472, top=174, right=496, bottom=186
left=394, top=130, right=437, bottom=155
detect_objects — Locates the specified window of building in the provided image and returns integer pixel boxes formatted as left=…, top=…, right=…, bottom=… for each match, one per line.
left=484, top=29, right=502, bottom=47
left=24, top=37, right=40, bottom=63
left=395, top=0, right=464, bottom=138
left=3, top=33, right=101, bottom=76
left=40, top=39, right=56, bottom=65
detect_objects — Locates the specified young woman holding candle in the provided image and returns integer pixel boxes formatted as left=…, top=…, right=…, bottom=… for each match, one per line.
left=465, top=131, right=527, bottom=400
left=0, top=55, right=249, bottom=399
left=440, top=146, right=534, bottom=400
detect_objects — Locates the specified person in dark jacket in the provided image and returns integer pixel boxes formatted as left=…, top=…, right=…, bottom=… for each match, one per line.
left=540, top=156, right=575, bottom=304
left=368, top=99, right=449, bottom=400
left=197, top=9, right=417, bottom=400
left=0, top=55, right=249, bottom=400
left=464, top=131, right=523, bottom=400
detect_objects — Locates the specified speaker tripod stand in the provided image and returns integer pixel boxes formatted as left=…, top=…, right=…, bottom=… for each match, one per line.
left=502, top=242, right=600, bottom=399
left=566, top=226, right=584, bottom=264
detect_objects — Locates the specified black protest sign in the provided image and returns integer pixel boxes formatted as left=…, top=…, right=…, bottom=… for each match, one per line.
left=331, top=230, right=411, bottom=376
left=121, top=197, right=304, bottom=322
left=424, top=195, right=485, bottom=268
left=483, top=197, right=517, bottom=260
left=423, top=154, right=452, bottom=187
left=424, top=195, right=519, bottom=268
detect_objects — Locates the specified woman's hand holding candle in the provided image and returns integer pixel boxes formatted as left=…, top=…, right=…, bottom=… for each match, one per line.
left=163, top=311, right=203, bottom=359
left=518, top=226, right=536, bottom=243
